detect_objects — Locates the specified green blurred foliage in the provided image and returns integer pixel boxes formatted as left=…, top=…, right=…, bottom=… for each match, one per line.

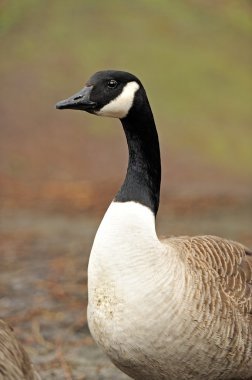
left=1, top=0, right=251, bottom=175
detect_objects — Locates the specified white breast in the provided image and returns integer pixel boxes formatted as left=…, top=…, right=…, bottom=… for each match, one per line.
left=88, top=202, right=164, bottom=293
left=88, top=202, right=163, bottom=311
left=87, top=202, right=187, bottom=377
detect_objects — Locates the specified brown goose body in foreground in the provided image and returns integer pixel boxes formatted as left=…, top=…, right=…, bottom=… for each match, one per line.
left=0, top=320, right=40, bottom=380
left=56, top=70, right=252, bottom=380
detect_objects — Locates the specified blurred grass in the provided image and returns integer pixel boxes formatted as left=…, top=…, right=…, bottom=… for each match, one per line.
left=1, top=0, right=251, bottom=175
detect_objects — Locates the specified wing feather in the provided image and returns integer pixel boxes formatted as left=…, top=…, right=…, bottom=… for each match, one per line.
left=163, top=235, right=252, bottom=315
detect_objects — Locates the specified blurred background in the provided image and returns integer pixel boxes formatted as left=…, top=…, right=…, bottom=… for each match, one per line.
left=0, top=1, right=251, bottom=379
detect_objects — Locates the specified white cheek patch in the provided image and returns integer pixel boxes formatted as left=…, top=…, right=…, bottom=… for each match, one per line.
left=96, top=81, right=140, bottom=119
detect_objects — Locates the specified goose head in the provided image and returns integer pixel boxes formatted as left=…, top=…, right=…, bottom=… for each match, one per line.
left=56, top=69, right=160, bottom=215
left=56, top=70, right=143, bottom=119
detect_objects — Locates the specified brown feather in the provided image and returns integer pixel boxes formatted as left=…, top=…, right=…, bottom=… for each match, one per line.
left=162, top=235, right=252, bottom=378
left=166, top=235, right=252, bottom=314
left=0, top=320, right=40, bottom=380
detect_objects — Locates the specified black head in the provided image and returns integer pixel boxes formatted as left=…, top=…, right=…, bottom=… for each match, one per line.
left=56, top=70, right=144, bottom=119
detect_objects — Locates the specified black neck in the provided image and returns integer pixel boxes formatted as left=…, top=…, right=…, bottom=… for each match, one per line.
left=114, top=99, right=161, bottom=216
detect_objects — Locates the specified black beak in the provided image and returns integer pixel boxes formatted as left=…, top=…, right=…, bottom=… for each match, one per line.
left=55, top=85, right=96, bottom=111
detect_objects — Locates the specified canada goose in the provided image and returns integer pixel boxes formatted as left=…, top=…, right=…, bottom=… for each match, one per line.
left=56, top=70, right=252, bottom=380
left=0, top=319, right=40, bottom=380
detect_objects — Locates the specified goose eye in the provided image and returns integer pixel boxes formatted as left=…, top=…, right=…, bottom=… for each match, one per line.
left=107, top=79, right=118, bottom=88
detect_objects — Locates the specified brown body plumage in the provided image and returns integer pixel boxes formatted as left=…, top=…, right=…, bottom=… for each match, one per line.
left=165, top=235, right=252, bottom=379
left=0, top=320, right=40, bottom=380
